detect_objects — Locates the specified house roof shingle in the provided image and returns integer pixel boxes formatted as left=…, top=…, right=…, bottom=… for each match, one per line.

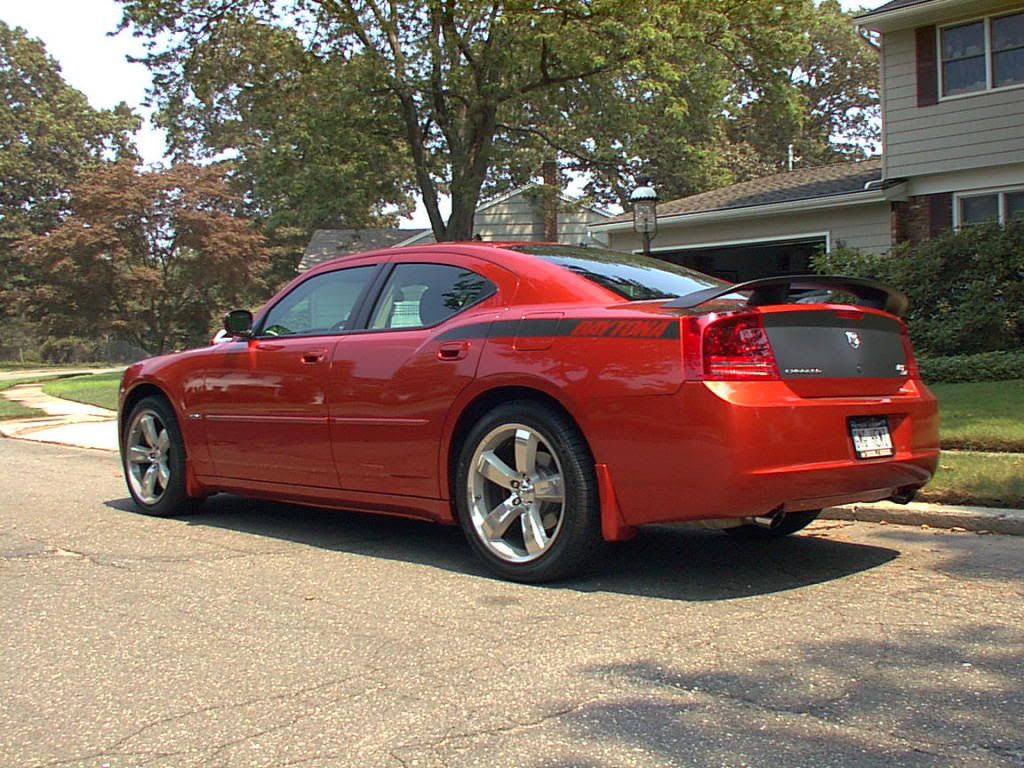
left=605, top=158, right=883, bottom=225
left=299, top=228, right=428, bottom=271
left=855, top=0, right=935, bottom=19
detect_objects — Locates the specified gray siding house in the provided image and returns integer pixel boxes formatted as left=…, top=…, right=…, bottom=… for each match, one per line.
left=399, top=184, right=610, bottom=247
left=594, top=0, right=1024, bottom=282
left=300, top=185, right=610, bottom=271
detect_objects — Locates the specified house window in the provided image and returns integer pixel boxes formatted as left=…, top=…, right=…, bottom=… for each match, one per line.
left=942, top=21, right=986, bottom=96
left=956, top=188, right=1024, bottom=227
left=992, top=13, right=1024, bottom=87
left=940, top=11, right=1024, bottom=97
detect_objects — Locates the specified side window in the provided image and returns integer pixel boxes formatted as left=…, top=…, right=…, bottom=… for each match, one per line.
left=260, top=265, right=376, bottom=337
left=369, top=263, right=495, bottom=330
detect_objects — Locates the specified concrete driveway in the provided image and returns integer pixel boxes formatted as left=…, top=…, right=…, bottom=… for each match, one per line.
left=2, top=439, right=1022, bottom=767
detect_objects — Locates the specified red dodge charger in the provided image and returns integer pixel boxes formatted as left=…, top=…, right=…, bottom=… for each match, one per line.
left=118, top=243, right=939, bottom=581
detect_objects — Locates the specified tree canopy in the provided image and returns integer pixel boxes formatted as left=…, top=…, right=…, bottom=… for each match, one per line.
left=16, top=163, right=269, bottom=354
left=0, top=20, right=138, bottom=243
left=117, top=0, right=879, bottom=239
left=0, top=20, right=140, bottom=350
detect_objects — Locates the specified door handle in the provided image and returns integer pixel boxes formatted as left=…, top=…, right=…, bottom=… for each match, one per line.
left=437, top=341, right=470, bottom=361
left=301, top=350, right=327, bottom=364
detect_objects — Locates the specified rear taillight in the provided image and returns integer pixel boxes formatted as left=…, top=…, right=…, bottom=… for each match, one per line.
left=684, top=313, right=780, bottom=381
left=899, top=321, right=920, bottom=379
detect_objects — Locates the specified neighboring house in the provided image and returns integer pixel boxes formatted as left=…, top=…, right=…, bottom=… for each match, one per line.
left=300, top=228, right=428, bottom=271
left=398, top=184, right=611, bottom=248
left=593, top=0, right=1024, bottom=282
left=595, top=159, right=902, bottom=283
left=300, top=185, right=611, bottom=271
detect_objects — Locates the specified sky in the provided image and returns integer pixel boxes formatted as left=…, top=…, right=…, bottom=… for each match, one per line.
left=1, top=0, right=879, bottom=228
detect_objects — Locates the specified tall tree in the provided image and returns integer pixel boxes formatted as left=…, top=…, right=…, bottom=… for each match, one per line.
left=571, top=0, right=879, bottom=205
left=145, top=18, right=416, bottom=240
left=0, top=21, right=138, bottom=346
left=118, top=0, right=812, bottom=241
left=16, top=163, right=269, bottom=354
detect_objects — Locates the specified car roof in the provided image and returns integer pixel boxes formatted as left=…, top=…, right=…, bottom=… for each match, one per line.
left=301, top=241, right=625, bottom=305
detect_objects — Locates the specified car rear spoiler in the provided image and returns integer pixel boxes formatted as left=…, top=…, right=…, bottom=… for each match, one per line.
left=663, top=275, right=909, bottom=317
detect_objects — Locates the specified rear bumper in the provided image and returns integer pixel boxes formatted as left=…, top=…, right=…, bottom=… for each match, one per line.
left=590, top=378, right=940, bottom=527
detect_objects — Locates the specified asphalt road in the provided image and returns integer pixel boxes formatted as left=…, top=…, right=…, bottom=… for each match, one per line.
left=2, top=439, right=1022, bottom=768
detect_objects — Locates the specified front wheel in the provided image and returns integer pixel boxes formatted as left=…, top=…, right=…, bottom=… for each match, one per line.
left=454, top=401, right=603, bottom=583
left=122, top=396, right=199, bottom=517
left=723, top=510, right=821, bottom=540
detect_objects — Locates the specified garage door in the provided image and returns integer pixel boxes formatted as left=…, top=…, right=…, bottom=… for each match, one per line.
left=655, top=236, right=827, bottom=283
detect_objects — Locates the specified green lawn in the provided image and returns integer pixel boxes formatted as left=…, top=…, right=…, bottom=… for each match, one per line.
left=41, top=371, right=122, bottom=411
left=930, top=379, right=1024, bottom=452
left=918, top=450, right=1024, bottom=509
left=0, top=375, right=62, bottom=420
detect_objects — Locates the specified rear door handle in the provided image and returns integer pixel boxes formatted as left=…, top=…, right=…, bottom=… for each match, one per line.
left=301, top=349, right=327, bottom=364
left=437, top=341, right=470, bottom=361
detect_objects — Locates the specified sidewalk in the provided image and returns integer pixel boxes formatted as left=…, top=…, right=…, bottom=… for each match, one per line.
left=822, top=500, right=1024, bottom=537
left=0, top=381, right=117, bottom=451
left=2, top=376, right=1022, bottom=535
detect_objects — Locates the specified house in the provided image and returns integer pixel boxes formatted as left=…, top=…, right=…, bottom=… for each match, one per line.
left=300, top=184, right=611, bottom=271
left=395, top=184, right=611, bottom=248
left=299, top=228, right=428, bottom=271
left=592, top=0, right=1024, bottom=282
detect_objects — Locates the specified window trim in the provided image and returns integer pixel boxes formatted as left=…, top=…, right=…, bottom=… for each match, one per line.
left=938, top=10, right=1024, bottom=101
left=953, top=185, right=1024, bottom=228
left=359, top=261, right=498, bottom=335
left=252, top=263, right=385, bottom=340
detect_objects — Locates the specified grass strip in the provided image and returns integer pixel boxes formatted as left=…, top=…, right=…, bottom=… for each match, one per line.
left=918, top=450, right=1024, bottom=509
left=41, top=371, right=122, bottom=411
left=0, top=374, right=67, bottom=421
left=931, top=379, right=1024, bottom=452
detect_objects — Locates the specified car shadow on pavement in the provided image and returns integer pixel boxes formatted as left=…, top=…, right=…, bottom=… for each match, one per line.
left=105, top=494, right=899, bottom=602
left=542, top=622, right=1024, bottom=766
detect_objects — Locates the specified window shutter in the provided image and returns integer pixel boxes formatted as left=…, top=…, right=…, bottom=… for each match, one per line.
left=929, top=193, right=953, bottom=237
left=916, top=25, right=939, bottom=106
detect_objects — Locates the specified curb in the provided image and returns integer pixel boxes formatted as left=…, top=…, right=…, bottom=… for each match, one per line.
left=822, top=501, right=1024, bottom=536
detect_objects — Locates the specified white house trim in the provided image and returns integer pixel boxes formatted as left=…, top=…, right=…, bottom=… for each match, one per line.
left=634, top=231, right=833, bottom=256
left=906, top=162, right=1024, bottom=196
left=857, top=0, right=975, bottom=32
left=591, top=185, right=904, bottom=234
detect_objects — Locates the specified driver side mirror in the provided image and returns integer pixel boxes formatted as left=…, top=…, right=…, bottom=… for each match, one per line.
left=224, top=309, right=254, bottom=338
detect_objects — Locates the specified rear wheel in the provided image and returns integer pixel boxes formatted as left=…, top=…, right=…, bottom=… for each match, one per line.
left=454, top=401, right=603, bottom=582
left=724, top=510, right=820, bottom=540
left=122, top=396, right=199, bottom=517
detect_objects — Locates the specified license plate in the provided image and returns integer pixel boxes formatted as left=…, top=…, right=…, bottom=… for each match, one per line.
left=848, top=416, right=893, bottom=459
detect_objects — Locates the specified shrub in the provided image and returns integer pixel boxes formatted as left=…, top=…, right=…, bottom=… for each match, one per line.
left=814, top=222, right=1024, bottom=357
left=39, top=337, right=105, bottom=364
left=918, top=351, right=1024, bottom=384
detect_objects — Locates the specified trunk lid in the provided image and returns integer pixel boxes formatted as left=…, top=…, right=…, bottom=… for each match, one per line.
left=760, top=307, right=911, bottom=396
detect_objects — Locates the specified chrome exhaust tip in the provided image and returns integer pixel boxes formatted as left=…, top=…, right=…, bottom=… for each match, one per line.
left=749, top=510, right=785, bottom=529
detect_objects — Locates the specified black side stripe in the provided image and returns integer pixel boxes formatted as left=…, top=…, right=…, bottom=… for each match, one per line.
left=437, top=318, right=680, bottom=341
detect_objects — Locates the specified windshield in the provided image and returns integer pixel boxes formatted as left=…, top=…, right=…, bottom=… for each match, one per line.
left=513, top=245, right=729, bottom=301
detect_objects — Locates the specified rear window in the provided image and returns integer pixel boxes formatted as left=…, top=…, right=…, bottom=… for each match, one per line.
left=514, top=245, right=728, bottom=301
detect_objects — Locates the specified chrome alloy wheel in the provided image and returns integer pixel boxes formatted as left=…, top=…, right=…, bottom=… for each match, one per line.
left=125, top=409, right=172, bottom=505
left=467, top=424, right=566, bottom=563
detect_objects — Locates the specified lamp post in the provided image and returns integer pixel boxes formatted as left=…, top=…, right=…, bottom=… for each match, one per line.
left=630, top=177, right=658, bottom=257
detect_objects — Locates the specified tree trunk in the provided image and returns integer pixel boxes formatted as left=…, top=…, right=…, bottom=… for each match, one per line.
left=542, top=159, right=559, bottom=242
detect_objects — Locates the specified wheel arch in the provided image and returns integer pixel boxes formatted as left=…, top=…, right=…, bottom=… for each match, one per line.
left=442, top=384, right=594, bottom=505
left=120, top=381, right=206, bottom=498
left=120, top=382, right=174, bottom=435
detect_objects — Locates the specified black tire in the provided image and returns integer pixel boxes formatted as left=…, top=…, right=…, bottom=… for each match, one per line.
left=121, top=395, right=200, bottom=517
left=454, top=400, right=604, bottom=583
left=723, top=510, right=821, bottom=540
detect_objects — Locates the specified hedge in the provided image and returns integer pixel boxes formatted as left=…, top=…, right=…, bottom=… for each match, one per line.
left=918, top=351, right=1024, bottom=384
